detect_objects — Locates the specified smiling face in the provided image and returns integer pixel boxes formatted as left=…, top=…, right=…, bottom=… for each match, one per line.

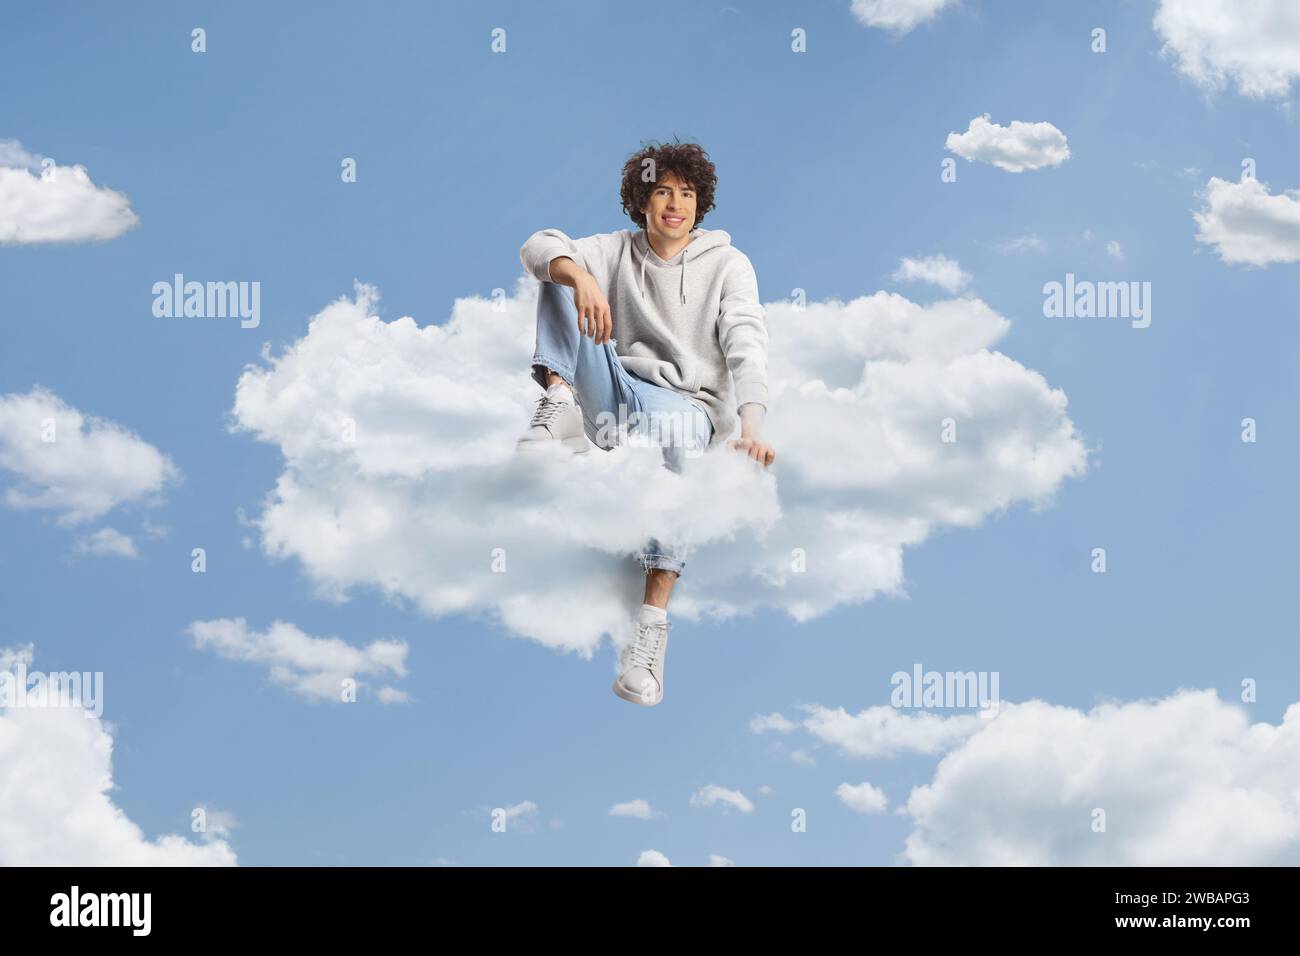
left=641, top=170, right=697, bottom=245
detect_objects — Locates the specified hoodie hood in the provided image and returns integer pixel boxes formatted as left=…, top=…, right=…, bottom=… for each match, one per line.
left=634, top=227, right=732, bottom=304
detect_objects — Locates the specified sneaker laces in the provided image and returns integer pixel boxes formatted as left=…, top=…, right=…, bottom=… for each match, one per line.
left=627, top=620, right=669, bottom=670
left=529, top=394, right=569, bottom=429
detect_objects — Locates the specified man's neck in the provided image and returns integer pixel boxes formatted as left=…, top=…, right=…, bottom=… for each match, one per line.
left=646, top=229, right=693, bottom=262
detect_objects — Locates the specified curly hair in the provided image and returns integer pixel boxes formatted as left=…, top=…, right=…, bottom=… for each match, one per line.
left=619, top=139, right=717, bottom=229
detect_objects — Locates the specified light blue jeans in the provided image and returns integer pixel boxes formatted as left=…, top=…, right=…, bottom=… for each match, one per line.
left=530, top=280, right=713, bottom=575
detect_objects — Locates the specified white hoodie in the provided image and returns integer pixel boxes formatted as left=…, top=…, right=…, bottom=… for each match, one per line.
left=520, top=226, right=769, bottom=446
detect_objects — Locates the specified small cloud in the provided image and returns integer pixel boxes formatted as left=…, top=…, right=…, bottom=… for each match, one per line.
left=73, top=527, right=137, bottom=559
left=636, top=849, right=672, bottom=867
left=850, top=0, right=957, bottom=34
left=835, top=781, right=889, bottom=814
left=0, top=140, right=139, bottom=244
left=787, top=703, right=987, bottom=758
left=495, top=801, right=539, bottom=833
left=945, top=114, right=1070, bottom=173
left=140, top=515, right=171, bottom=540
left=194, top=807, right=239, bottom=841
left=993, top=234, right=1046, bottom=255
left=187, top=618, right=409, bottom=703
left=1192, top=176, right=1300, bottom=267
left=610, top=798, right=661, bottom=819
left=891, top=254, right=971, bottom=293
left=750, top=712, right=798, bottom=734
left=0, top=386, right=179, bottom=526
left=708, top=854, right=736, bottom=866
left=1105, top=240, right=1124, bottom=261
left=689, top=785, right=755, bottom=814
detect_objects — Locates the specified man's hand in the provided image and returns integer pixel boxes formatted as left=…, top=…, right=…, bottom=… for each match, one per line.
left=549, top=256, right=612, bottom=344
left=573, top=271, right=613, bottom=344
left=729, top=436, right=776, bottom=466
left=728, top=403, right=776, bottom=466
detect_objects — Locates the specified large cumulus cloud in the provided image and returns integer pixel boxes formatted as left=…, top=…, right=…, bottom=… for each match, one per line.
left=758, top=690, right=1299, bottom=865
left=0, top=645, right=237, bottom=865
left=230, top=275, right=1087, bottom=656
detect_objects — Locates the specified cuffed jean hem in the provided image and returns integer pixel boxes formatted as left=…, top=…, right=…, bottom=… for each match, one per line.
left=637, top=550, right=685, bottom=575
left=530, top=354, right=576, bottom=391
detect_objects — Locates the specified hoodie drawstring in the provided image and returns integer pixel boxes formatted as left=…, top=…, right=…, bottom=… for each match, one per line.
left=639, top=230, right=689, bottom=304
left=640, top=240, right=649, bottom=299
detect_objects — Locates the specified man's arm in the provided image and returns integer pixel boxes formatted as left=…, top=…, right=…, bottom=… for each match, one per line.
left=520, top=228, right=620, bottom=344
left=718, top=254, right=775, bottom=466
left=520, top=228, right=621, bottom=289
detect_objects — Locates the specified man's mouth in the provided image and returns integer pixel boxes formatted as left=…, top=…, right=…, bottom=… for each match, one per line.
left=662, top=215, right=685, bottom=227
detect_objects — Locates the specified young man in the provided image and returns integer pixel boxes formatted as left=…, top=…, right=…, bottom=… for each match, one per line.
left=517, top=140, right=775, bottom=707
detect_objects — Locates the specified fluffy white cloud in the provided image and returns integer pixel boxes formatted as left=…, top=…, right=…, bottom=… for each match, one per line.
left=756, top=703, right=986, bottom=757
left=945, top=115, right=1070, bottom=173
left=195, top=807, right=238, bottom=840
left=689, top=785, right=755, bottom=814
left=1192, top=176, right=1300, bottom=267
left=836, top=781, right=889, bottom=814
left=635, top=849, right=735, bottom=866
left=0, top=140, right=139, bottom=244
left=496, top=800, right=539, bottom=832
left=1105, top=240, right=1124, bottom=261
left=0, top=387, right=179, bottom=525
left=73, top=527, right=138, bottom=559
left=0, top=645, right=237, bottom=865
left=610, top=798, right=660, bottom=819
left=763, top=689, right=1299, bottom=865
left=850, top=0, right=957, bottom=34
left=902, top=692, right=1299, bottom=865
left=892, top=254, right=971, bottom=292
left=993, top=234, right=1046, bottom=255
left=1153, top=0, right=1300, bottom=99
left=188, top=618, right=409, bottom=703
left=229, top=278, right=1086, bottom=655
left=749, top=712, right=798, bottom=734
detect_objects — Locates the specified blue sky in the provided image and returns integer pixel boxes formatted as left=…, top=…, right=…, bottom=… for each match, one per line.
left=1, top=0, right=1297, bottom=866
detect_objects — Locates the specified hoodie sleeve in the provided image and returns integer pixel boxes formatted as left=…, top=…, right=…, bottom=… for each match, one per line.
left=520, top=228, right=623, bottom=290
left=717, top=252, right=769, bottom=411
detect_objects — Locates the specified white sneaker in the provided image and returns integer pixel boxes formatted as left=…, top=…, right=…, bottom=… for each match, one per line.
left=517, top=382, right=589, bottom=453
left=612, top=619, right=670, bottom=706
